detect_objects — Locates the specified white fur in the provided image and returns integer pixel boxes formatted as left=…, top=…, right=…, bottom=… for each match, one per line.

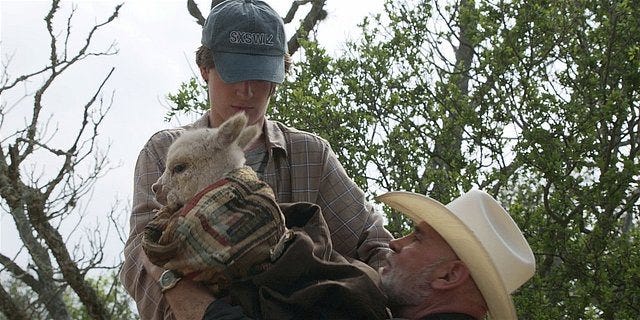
left=152, top=113, right=260, bottom=210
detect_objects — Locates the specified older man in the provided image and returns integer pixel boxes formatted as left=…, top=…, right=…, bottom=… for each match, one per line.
left=376, top=190, right=536, bottom=320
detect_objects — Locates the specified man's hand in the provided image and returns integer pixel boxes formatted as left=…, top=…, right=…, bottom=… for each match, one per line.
left=164, top=279, right=216, bottom=320
left=141, top=251, right=216, bottom=320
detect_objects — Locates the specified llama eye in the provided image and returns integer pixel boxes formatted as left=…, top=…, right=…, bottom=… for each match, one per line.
left=172, top=163, right=187, bottom=174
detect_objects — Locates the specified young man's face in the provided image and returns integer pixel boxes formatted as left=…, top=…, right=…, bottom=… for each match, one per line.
left=202, top=67, right=273, bottom=128
left=379, top=221, right=458, bottom=307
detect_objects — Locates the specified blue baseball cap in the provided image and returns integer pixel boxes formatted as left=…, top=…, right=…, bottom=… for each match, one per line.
left=201, top=0, right=286, bottom=84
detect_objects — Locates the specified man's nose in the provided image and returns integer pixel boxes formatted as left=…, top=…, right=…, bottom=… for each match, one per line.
left=235, top=80, right=254, bottom=98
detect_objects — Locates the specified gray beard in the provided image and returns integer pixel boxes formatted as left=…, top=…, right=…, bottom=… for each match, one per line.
left=381, top=264, right=436, bottom=307
left=381, top=257, right=455, bottom=307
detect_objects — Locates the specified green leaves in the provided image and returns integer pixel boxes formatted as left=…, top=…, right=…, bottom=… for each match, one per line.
left=165, top=77, right=209, bottom=121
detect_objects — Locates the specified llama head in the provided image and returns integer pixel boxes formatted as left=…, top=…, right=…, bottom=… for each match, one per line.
left=153, top=113, right=260, bottom=209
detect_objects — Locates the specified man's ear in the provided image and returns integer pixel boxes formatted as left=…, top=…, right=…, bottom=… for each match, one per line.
left=199, top=66, right=209, bottom=83
left=431, top=260, right=470, bottom=290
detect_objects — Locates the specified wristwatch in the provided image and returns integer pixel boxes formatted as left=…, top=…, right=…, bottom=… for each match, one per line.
left=159, top=270, right=182, bottom=292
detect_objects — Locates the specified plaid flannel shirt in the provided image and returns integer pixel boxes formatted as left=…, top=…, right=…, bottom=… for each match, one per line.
left=120, top=113, right=392, bottom=320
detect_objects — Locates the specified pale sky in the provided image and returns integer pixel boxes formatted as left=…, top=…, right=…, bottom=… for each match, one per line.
left=0, top=0, right=384, bottom=270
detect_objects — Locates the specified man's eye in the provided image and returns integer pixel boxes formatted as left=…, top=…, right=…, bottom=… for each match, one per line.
left=172, top=163, right=187, bottom=174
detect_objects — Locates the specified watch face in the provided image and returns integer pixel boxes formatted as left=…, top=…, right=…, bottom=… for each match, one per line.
left=160, top=270, right=180, bottom=291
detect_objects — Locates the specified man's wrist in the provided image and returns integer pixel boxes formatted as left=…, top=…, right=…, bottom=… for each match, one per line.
left=159, top=270, right=182, bottom=292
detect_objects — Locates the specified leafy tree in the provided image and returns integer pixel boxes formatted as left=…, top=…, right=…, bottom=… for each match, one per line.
left=63, top=272, right=136, bottom=320
left=0, top=1, right=134, bottom=319
left=167, top=0, right=639, bottom=317
left=282, top=1, right=640, bottom=317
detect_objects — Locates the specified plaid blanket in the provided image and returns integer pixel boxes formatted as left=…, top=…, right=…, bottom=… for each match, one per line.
left=142, top=166, right=287, bottom=293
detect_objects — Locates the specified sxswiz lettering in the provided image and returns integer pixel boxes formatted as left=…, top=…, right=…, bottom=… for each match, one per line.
left=229, top=30, right=274, bottom=46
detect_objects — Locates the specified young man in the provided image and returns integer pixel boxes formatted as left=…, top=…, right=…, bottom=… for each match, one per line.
left=119, top=0, right=392, bottom=319
left=376, top=190, right=536, bottom=320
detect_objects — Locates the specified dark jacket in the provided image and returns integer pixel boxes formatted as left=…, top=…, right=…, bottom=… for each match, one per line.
left=391, top=313, right=477, bottom=320
left=228, top=202, right=390, bottom=320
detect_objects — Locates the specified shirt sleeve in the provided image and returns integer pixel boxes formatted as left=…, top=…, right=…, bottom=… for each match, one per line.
left=119, top=138, right=175, bottom=320
left=315, top=145, right=393, bottom=269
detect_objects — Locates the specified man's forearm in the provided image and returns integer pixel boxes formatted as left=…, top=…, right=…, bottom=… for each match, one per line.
left=164, top=280, right=216, bottom=320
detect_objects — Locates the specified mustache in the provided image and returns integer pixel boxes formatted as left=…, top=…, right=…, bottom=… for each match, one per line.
left=381, top=249, right=395, bottom=268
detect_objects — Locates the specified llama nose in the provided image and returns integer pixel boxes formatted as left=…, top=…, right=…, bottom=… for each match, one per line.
left=151, top=181, right=167, bottom=204
left=151, top=181, right=160, bottom=194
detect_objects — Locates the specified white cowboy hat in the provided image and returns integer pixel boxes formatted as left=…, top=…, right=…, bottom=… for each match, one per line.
left=375, top=190, right=535, bottom=320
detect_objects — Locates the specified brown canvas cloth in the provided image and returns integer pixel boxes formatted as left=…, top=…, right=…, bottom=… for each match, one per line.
left=230, top=202, right=390, bottom=320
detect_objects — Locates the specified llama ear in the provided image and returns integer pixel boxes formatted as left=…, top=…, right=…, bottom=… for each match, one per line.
left=237, top=124, right=260, bottom=149
left=217, top=113, right=247, bottom=147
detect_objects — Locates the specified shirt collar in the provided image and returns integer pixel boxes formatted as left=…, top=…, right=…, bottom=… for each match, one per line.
left=262, top=118, right=287, bottom=156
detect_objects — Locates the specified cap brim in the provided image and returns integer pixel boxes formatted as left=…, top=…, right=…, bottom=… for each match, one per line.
left=375, top=191, right=517, bottom=320
left=213, top=51, right=284, bottom=84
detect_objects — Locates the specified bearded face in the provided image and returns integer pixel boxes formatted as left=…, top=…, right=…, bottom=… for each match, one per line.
left=379, top=222, right=459, bottom=309
left=381, top=257, right=451, bottom=307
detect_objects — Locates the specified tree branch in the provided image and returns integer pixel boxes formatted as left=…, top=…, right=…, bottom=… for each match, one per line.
left=286, top=0, right=326, bottom=55
left=0, top=283, right=30, bottom=320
